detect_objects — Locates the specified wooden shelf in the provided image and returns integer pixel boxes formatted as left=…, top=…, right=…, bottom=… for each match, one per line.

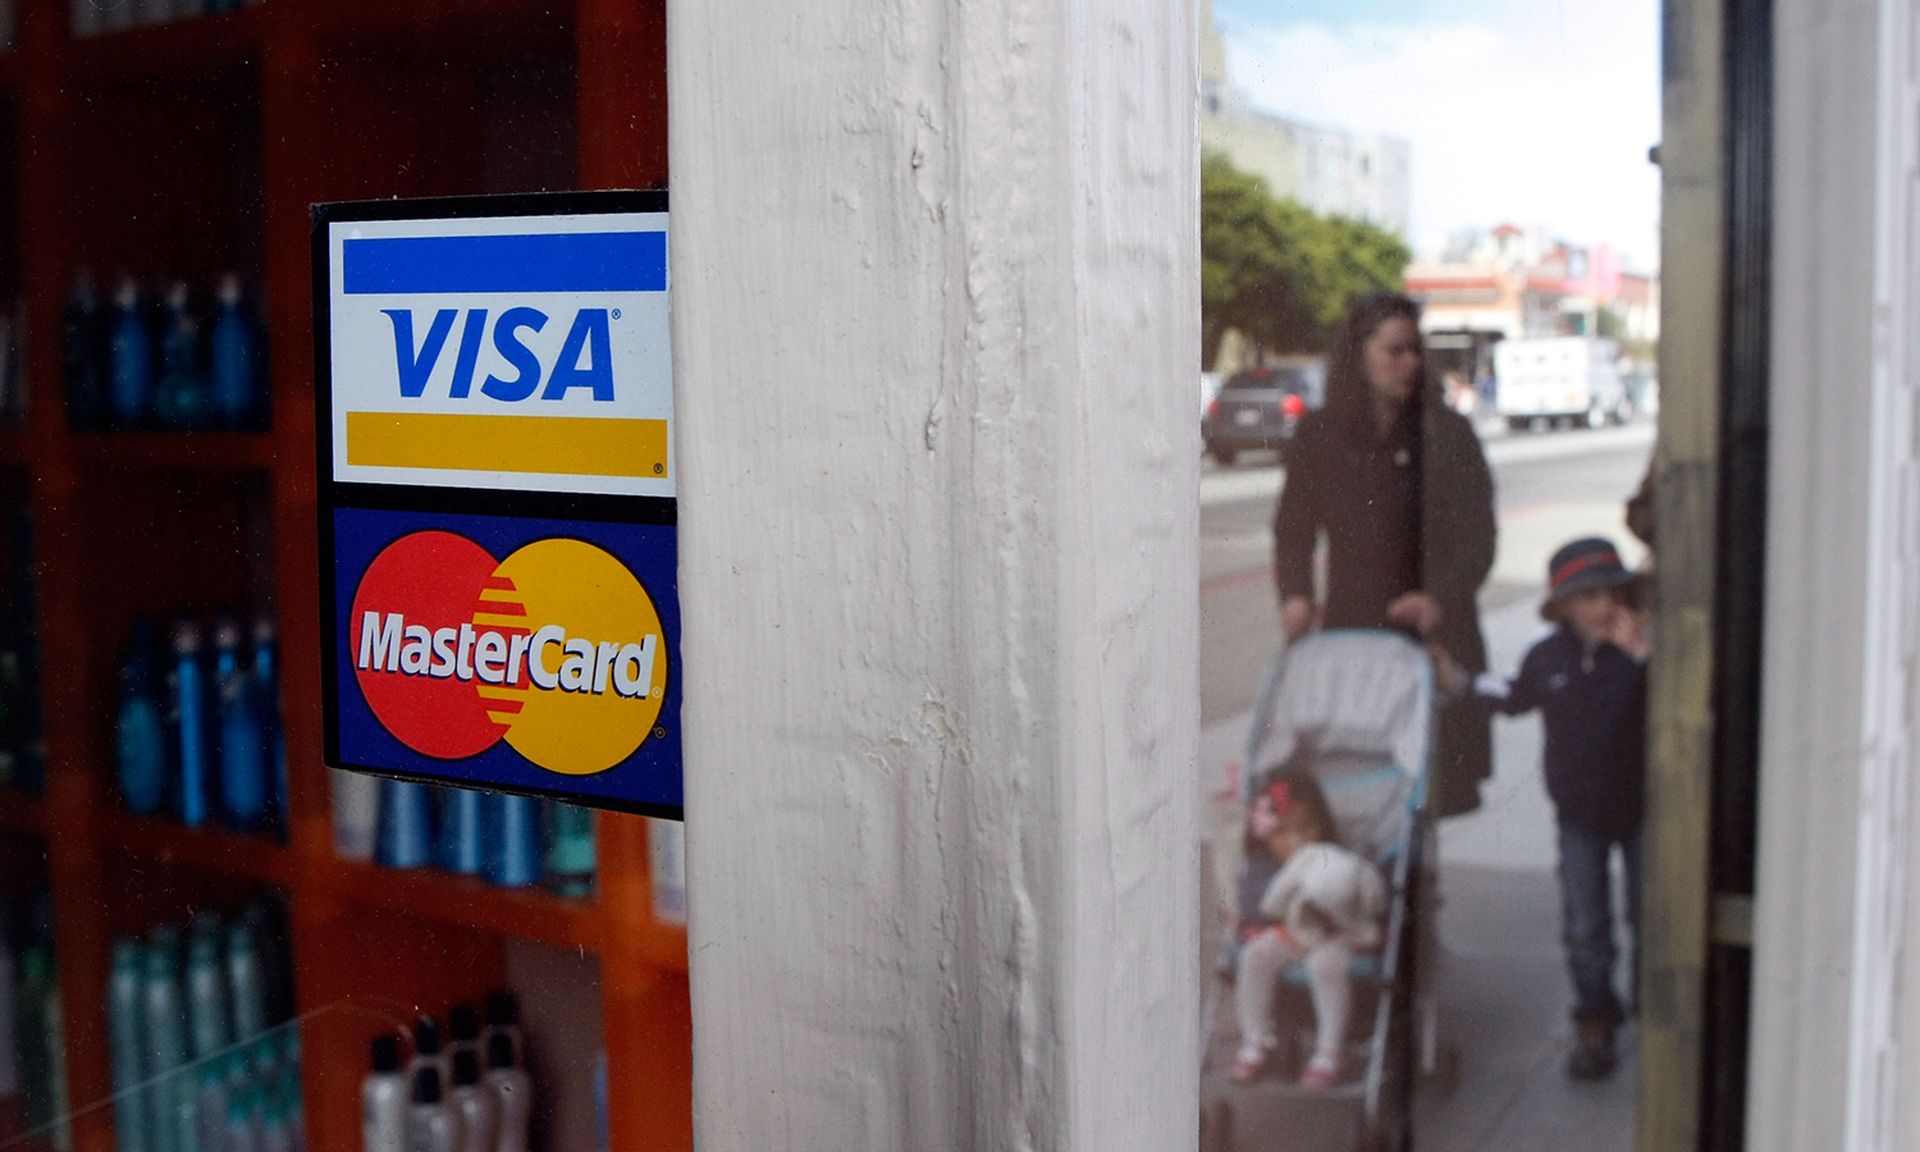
left=636, top=921, right=689, bottom=973
left=68, top=7, right=264, bottom=84
left=333, top=857, right=605, bottom=953
left=107, top=810, right=293, bottom=885
left=0, top=788, right=43, bottom=835
left=309, top=0, right=563, bottom=44
left=67, top=431, right=275, bottom=471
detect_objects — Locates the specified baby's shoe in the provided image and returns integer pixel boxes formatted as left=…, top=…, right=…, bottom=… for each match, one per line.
left=1299, top=1051, right=1343, bottom=1090
left=1231, top=1038, right=1275, bottom=1082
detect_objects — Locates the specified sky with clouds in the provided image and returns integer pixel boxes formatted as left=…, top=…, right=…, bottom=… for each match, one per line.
left=1214, top=0, right=1662, bottom=269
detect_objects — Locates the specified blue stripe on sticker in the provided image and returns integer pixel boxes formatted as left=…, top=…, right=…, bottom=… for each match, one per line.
left=342, top=231, right=667, bottom=294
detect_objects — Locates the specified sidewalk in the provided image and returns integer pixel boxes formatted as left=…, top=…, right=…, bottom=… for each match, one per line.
left=1198, top=498, right=1639, bottom=1152
left=1410, top=593, right=1636, bottom=1152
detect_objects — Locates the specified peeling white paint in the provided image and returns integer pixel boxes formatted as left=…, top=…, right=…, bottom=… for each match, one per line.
left=668, top=0, right=1200, bottom=1147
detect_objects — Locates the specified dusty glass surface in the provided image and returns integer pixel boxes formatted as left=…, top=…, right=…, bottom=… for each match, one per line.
left=1197, top=2, right=1661, bottom=1147
left=0, top=0, right=1696, bottom=1147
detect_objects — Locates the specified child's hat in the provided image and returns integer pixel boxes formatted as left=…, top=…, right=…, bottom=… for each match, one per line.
left=1542, top=537, right=1637, bottom=619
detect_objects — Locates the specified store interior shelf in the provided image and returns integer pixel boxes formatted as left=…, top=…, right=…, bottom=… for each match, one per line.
left=4, top=5, right=690, bottom=1150
left=0, top=789, right=43, bottom=835
left=634, top=921, right=690, bottom=974
left=68, top=7, right=265, bottom=83
left=107, top=810, right=294, bottom=885
left=308, top=0, right=563, bottom=43
left=331, top=857, right=605, bottom=954
left=67, top=431, right=276, bottom=472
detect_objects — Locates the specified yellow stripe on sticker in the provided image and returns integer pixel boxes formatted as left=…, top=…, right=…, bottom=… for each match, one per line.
left=345, top=412, right=669, bottom=479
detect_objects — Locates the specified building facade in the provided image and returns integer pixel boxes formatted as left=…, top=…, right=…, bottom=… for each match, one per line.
left=1198, top=0, right=1411, bottom=236
left=1405, top=225, right=1659, bottom=379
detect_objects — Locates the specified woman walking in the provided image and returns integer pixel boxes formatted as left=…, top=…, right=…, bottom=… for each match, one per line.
left=1272, top=292, right=1498, bottom=816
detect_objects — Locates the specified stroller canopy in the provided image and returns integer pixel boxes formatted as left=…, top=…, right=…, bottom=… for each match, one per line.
left=1244, top=630, right=1434, bottom=861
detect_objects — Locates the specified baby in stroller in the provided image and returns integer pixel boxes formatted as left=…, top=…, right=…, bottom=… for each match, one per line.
left=1231, top=766, right=1388, bottom=1089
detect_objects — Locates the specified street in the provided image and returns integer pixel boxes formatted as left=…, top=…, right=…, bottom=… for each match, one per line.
left=1199, top=420, right=1654, bottom=1151
left=1200, top=422, right=1654, bottom=724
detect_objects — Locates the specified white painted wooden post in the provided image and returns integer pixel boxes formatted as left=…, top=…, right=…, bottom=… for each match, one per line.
left=1856, top=0, right=1920, bottom=1147
left=667, top=0, right=1200, bottom=1148
left=1748, top=0, right=1888, bottom=1147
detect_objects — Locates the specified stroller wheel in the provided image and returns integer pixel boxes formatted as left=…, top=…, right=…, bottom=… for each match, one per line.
left=1352, top=1118, right=1404, bottom=1152
left=1353, top=1122, right=1385, bottom=1152
left=1200, top=1097, right=1233, bottom=1152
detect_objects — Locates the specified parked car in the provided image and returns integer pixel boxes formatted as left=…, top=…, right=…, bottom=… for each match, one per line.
left=1200, top=372, right=1224, bottom=418
left=1201, top=363, right=1324, bottom=466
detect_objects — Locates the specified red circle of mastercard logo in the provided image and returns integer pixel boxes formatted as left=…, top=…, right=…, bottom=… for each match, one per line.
left=350, top=530, right=667, bottom=775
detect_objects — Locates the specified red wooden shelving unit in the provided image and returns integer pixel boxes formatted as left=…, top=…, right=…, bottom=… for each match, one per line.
left=0, top=789, right=41, bottom=836
left=67, top=431, right=278, bottom=472
left=0, top=0, right=687, bottom=1148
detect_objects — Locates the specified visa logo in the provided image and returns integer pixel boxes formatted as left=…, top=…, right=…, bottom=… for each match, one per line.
left=383, top=307, right=615, bottom=402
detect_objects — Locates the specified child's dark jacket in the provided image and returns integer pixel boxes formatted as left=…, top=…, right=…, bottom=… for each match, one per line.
left=1467, top=627, right=1646, bottom=840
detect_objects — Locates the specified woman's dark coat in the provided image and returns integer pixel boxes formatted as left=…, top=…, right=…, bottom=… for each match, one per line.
left=1271, top=399, right=1497, bottom=817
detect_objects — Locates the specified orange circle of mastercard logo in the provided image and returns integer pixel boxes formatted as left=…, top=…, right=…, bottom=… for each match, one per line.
left=350, top=530, right=667, bottom=775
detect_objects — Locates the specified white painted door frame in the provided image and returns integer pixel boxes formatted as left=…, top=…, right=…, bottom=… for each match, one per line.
left=1851, top=0, right=1920, bottom=1146
left=1752, top=0, right=1913, bottom=1148
left=666, top=0, right=1202, bottom=1148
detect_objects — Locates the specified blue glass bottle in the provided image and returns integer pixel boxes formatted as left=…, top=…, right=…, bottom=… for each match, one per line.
left=170, top=620, right=210, bottom=828
left=278, top=1030, right=303, bottom=1152
left=225, top=918, right=267, bottom=1042
left=209, top=274, right=258, bottom=430
left=213, top=618, right=268, bottom=833
left=108, top=939, right=150, bottom=1152
left=374, top=778, right=434, bottom=870
left=108, top=275, right=153, bottom=430
left=193, top=1056, right=229, bottom=1152
left=155, top=281, right=209, bottom=432
left=185, top=919, right=233, bottom=1062
left=483, top=793, right=542, bottom=889
left=64, top=271, right=104, bottom=430
left=117, top=620, right=168, bottom=815
left=0, top=635, right=26, bottom=794
left=434, top=787, right=486, bottom=876
left=3, top=506, right=37, bottom=796
left=143, top=926, right=186, bottom=1152
left=250, top=619, right=286, bottom=835
left=222, top=1079, right=258, bottom=1152
left=542, top=801, right=596, bottom=898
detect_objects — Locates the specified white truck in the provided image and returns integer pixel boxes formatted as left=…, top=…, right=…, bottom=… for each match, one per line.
left=1492, top=337, right=1632, bottom=431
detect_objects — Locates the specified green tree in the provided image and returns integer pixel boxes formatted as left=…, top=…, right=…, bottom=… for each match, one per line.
left=1317, top=215, right=1413, bottom=338
left=1595, top=304, right=1625, bottom=340
left=1596, top=304, right=1657, bottom=363
left=1201, top=152, right=1410, bottom=365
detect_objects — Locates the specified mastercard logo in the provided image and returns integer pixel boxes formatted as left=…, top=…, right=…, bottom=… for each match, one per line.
left=350, top=530, right=668, bottom=775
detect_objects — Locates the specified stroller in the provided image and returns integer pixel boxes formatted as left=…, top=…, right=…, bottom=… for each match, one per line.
left=1199, top=630, right=1450, bottom=1152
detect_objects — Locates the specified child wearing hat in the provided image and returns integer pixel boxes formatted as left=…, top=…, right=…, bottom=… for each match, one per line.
left=1434, top=536, right=1650, bottom=1081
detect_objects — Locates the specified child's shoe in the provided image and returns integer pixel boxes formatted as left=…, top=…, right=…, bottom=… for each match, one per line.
left=1299, top=1052, right=1343, bottom=1090
left=1567, top=1020, right=1618, bottom=1081
left=1230, top=1038, right=1275, bottom=1082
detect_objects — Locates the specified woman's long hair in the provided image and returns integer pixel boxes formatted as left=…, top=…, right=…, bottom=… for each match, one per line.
left=1323, top=291, right=1438, bottom=440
